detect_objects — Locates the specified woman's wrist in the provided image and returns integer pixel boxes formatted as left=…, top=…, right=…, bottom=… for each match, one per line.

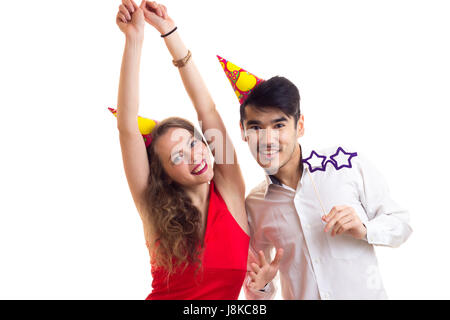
left=125, top=34, right=144, bottom=46
left=158, top=21, right=176, bottom=36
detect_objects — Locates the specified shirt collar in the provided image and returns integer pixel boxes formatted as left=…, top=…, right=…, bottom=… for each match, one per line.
left=263, top=174, right=283, bottom=196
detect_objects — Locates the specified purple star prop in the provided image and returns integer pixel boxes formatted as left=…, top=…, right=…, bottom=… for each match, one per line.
left=329, top=146, right=358, bottom=170
left=303, top=146, right=358, bottom=173
left=302, top=150, right=327, bottom=172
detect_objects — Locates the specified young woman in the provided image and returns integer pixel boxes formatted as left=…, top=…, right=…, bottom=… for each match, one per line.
left=115, top=0, right=260, bottom=299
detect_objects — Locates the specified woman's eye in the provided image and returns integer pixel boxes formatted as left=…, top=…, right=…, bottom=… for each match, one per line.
left=190, top=139, right=198, bottom=148
left=249, top=126, right=260, bottom=131
left=275, top=123, right=285, bottom=129
left=172, top=152, right=184, bottom=164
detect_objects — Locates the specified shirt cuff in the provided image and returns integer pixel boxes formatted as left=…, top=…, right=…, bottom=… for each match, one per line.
left=362, top=223, right=369, bottom=242
left=364, top=220, right=381, bottom=245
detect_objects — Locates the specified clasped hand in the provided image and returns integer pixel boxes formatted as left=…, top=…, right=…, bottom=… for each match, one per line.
left=116, top=0, right=176, bottom=40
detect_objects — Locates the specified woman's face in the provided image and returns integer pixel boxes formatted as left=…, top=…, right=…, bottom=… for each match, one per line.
left=154, top=127, right=214, bottom=186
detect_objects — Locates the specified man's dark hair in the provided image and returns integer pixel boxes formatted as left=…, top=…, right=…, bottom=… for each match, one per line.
left=240, top=76, right=301, bottom=127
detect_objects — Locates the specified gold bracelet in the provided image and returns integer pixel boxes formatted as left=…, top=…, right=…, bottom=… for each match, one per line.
left=172, top=50, right=192, bottom=68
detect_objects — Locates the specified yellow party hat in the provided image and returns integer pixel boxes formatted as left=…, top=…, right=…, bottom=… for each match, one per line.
left=108, top=107, right=157, bottom=147
left=216, top=55, right=264, bottom=104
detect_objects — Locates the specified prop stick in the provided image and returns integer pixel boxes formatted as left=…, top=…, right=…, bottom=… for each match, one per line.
left=306, top=169, right=327, bottom=216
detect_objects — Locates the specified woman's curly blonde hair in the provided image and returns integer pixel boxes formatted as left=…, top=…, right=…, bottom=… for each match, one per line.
left=143, top=117, right=207, bottom=275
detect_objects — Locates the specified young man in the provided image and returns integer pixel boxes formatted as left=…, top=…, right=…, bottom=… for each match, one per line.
left=217, top=57, right=412, bottom=299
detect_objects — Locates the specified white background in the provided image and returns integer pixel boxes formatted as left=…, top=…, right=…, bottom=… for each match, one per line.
left=1, top=0, right=449, bottom=299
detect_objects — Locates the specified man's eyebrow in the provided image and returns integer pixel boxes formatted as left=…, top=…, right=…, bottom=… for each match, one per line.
left=272, top=117, right=288, bottom=123
left=246, top=120, right=262, bottom=126
left=246, top=117, right=288, bottom=126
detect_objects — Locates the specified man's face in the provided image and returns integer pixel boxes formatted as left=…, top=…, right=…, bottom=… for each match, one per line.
left=240, top=105, right=304, bottom=175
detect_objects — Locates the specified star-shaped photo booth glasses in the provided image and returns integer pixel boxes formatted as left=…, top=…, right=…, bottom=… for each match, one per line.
left=302, top=147, right=358, bottom=173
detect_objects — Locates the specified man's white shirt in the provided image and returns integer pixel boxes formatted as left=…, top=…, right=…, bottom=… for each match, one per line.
left=244, top=146, right=412, bottom=300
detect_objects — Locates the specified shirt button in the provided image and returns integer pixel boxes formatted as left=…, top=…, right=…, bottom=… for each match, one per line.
left=314, top=258, right=321, bottom=264
left=305, top=224, right=311, bottom=230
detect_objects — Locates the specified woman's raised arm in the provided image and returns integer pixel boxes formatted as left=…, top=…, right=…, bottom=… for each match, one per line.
left=115, top=0, right=150, bottom=214
left=141, top=2, right=245, bottom=196
left=116, top=0, right=145, bottom=132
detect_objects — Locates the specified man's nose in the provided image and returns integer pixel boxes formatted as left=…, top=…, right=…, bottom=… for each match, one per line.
left=260, top=128, right=278, bottom=145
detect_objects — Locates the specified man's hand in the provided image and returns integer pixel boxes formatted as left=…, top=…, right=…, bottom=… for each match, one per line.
left=116, top=0, right=145, bottom=41
left=323, top=205, right=367, bottom=240
left=141, top=1, right=176, bottom=35
left=248, top=248, right=284, bottom=291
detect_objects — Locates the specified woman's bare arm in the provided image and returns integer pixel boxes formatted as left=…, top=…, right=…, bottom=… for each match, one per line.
left=141, top=2, right=245, bottom=199
left=117, top=39, right=143, bottom=132
left=116, top=1, right=149, bottom=214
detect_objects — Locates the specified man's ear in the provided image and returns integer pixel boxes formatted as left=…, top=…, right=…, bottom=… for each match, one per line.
left=296, top=114, right=305, bottom=138
left=239, top=121, right=248, bottom=142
